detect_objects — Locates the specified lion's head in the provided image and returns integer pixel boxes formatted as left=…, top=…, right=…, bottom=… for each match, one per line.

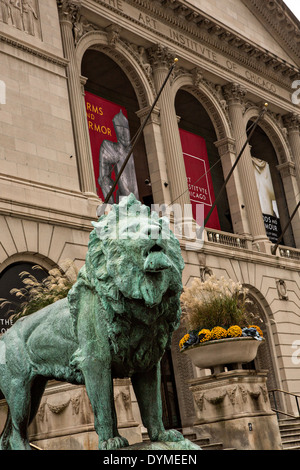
left=88, top=194, right=184, bottom=307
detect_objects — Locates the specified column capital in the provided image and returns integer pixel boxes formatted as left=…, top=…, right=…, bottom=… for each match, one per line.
left=223, top=82, right=247, bottom=105
left=136, top=105, right=160, bottom=126
left=147, top=44, right=175, bottom=69
left=57, top=0, right=81, bottom=23
left=282, top=112, right=300, bottom=132
left=277, top=161, right=297, bottom=178
left=214, top=137, right=236, bottom=156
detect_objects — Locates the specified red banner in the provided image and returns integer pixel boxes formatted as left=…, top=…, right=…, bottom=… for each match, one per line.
left=180, top=128, right=220, bottom=230
left=85, top=91, right=138, bottom=203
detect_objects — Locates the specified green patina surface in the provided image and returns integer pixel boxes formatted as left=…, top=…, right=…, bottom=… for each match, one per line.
left=0, top=195, right=191, bottom=451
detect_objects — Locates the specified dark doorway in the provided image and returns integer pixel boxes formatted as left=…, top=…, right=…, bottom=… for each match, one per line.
left=160, top=350, right=181, bottom=430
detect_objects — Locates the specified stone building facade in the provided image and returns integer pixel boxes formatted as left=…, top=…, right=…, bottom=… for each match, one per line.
left=1, top=0, right=300, bottom=449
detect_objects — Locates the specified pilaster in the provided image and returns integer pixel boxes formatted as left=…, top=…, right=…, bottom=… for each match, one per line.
left=57, top=0, right=97, bottom=197
left=136, top=106, right=171, bottom=206
left=214, top=137, right=251, bottom=240
left=283, top=113, right=300, bottom=189
left=277, top=162, right=300, bottom=247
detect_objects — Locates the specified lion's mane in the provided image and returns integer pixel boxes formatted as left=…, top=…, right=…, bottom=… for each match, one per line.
left=68, top=195, right=185, bottom=375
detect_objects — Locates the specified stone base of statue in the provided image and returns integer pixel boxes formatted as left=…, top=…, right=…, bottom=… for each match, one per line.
left=0, top=379, right=142, bottom=451
left=119, top=439, right=201, bottom=451
left=188, top=369, right=282, bottom=450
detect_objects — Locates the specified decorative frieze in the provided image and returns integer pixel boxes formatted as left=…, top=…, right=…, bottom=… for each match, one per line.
left=189, top=369, right=276, bottom=425
left=0, top=0, right=41, bottom=38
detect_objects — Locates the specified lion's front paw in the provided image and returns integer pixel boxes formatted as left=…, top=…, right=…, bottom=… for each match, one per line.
left=157, top=429, right=184, bottom=443
left=99, top=436, right=129, bottom=450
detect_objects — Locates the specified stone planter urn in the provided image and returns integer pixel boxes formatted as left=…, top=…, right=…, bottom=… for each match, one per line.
left=182, top=336, right=265, bottom=373
left=181, top=337, right=282, bottom=450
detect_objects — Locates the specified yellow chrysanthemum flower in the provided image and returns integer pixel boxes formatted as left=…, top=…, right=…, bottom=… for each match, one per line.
left=210, top=326, right=228, bottom=340
left=198, top=329, right=211, bottom=343
left=227, top=325, right=243, bottom=338
left=179, top=334, right=190, bottom=350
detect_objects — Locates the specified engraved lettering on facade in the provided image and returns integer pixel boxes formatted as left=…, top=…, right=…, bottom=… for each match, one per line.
left=138, top=12, right=157, bottom=29
left=169, top=28, right=218, bottom=62
left=102, top=0, right=123, bottom=12
left=245, top=70, right=277, bottom=93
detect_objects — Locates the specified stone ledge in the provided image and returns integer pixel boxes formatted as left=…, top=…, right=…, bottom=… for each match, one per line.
left=118, top=439, right=201, bottom=451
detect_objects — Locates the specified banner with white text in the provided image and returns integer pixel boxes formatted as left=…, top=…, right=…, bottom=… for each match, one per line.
left=180, top=128, right=220, bottom=230
left=252, top=157, right=282, bottom=243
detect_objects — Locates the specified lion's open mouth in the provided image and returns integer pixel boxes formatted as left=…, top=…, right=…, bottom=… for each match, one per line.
left=144, top=246, right=171, bottom=273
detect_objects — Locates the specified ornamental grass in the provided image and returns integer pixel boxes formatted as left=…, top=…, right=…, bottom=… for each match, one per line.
left=0, top=260, right=78, bottom=322
left=181, top=275, right=257, bottom=332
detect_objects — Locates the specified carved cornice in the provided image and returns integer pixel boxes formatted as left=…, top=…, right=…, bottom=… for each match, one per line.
left=125, top=0, right=300, bottom=85
left=0, top=31, right=68, bottom=68
left=242, top=0, right=300, bottom=63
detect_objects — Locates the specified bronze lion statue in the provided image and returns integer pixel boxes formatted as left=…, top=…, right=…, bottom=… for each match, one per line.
left=0, top=195, right=185, bottom=450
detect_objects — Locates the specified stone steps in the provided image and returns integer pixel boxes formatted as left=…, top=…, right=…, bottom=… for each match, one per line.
left=184, top=432, right=234, bottom=451
left=279, top=418, right=300, bottom=450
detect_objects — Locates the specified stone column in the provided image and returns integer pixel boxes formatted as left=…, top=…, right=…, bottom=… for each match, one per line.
left=147, top=45, right=193, bottom=238
left=57, top=0, right=97, bottom=197
left=223, top=83, right=269, bottom=250
left=277, top=162, right=300, bottom=247
left=136, top=105, right=172, bottom=206
left=214, top=137, right=251, bottom=241
left=283, top=113, right=300, bottom=189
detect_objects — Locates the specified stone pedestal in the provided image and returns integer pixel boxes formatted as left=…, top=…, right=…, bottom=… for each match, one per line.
left=189, top=369, right=282, bottom=450
left=0, top=379, right=142, bottom=450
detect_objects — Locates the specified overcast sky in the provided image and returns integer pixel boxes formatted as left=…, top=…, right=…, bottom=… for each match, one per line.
left=284, top=0, right=300, bottom=20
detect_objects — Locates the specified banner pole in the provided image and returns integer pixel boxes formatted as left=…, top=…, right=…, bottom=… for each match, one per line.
left=202, top=103, right=268, bottom=230
left=103, top=58, right=178, bottom=205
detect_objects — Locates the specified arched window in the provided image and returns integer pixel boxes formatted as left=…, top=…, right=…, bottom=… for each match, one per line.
left=82, top=49, right=153, bottom=207
left=175, top=89, right=233, bottom=233
left=248, top=123, right=295, bottom=247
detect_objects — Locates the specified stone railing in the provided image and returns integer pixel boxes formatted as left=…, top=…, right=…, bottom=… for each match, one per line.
left=205, top=228, right=249, bottom=249
left=277, top=246, right=300, bottom=261
left=204, top=228, right=300, bottom=262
